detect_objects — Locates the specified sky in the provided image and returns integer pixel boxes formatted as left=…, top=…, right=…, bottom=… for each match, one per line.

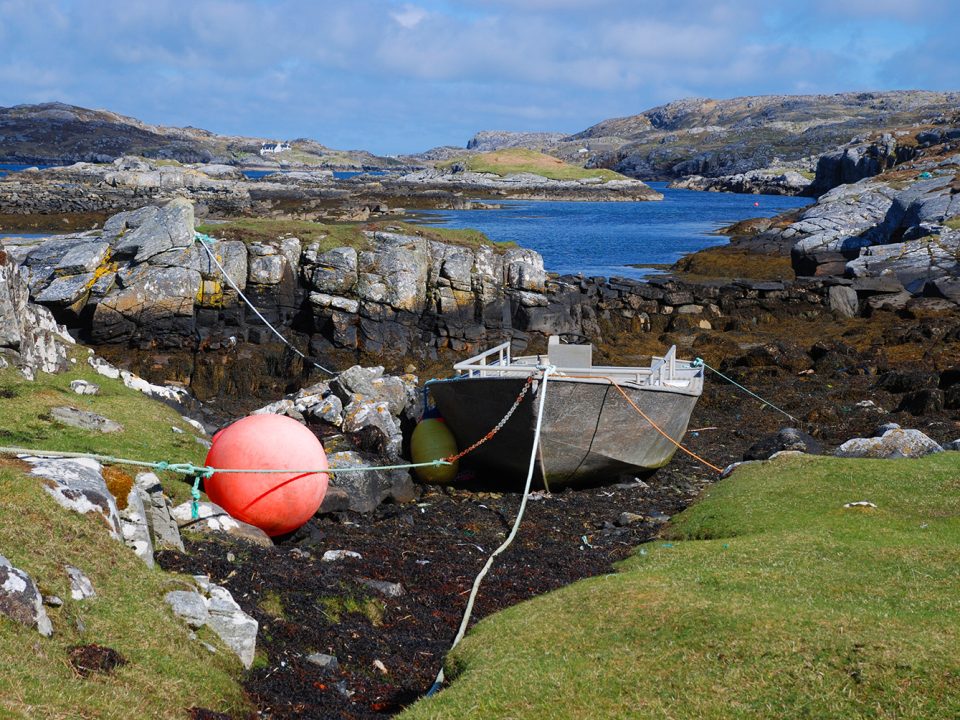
left=0, top=0, right=957, bottom=155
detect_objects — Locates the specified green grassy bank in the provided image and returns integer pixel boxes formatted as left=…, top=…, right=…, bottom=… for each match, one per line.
left=0, top=357, right=248, bottom=718
left=403, top=452, right=960, bottom=719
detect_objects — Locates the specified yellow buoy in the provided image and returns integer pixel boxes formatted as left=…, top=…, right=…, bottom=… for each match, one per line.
left=411, top=418, right=459, bottom=484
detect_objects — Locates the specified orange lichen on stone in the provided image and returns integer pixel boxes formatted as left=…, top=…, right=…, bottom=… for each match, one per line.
left=102, top=465, right=134, bottom=510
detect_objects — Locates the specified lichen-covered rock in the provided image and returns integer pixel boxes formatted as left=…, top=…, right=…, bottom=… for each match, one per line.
left=0, top=555, right=52, bottom=637
left=25, top=456, right=123, bottom=539
left=109, top=198, right=195, bottom=262
left=834, top=427, right=943, bottom=459
left=165, top=582, right=258, bottom=668
left=0, top=252, right=72, bottom=377
left=65, top=565, right=96, bottom=600
left=119, top=482, right=155, bottom=567
left=205, top=585, right=258, bottom=669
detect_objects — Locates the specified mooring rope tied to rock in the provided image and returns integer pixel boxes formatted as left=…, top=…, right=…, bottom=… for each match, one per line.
left=0, top=445, right=453, bottom=478
left=692, top=356, right=797, bottom=423
left=193, top=231, right=336, bottom=377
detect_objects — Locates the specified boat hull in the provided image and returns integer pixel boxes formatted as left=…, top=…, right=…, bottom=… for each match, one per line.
left=429, top=376, right=700, bottom=487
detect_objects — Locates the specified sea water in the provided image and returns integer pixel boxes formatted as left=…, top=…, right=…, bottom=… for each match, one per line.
left=412, top=182, right=810, bottom=279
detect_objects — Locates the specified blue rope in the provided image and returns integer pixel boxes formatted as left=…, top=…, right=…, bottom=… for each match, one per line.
left=693, top=357, right=797, bottom=422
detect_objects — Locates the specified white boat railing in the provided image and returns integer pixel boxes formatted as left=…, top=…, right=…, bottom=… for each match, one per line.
left=453, top=341, right=702, bottom=392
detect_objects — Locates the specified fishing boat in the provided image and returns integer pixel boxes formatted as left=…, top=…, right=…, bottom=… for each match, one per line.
left=427, top=336, right=704, bottom=487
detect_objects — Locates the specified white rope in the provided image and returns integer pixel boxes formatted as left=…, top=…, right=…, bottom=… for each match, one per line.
left=194, top=232, right=335, bottom=376
left=427, top=364, right=556, bottom=696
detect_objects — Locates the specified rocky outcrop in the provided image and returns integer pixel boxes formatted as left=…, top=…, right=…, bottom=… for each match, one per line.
left=466, top=130, right=569, bottom=152
left=250, top=366, right=420, bottom=513
left=0, top=250, right=73, bottom=378
left=389, top=168, right=662, bottom=201
left=785, top=172, right=960, bottom=286
left=810, top=133, right=919, bottom=195
left=566, top=91, right=960, bottom=180
left=670, top=169, right=812, bottom=196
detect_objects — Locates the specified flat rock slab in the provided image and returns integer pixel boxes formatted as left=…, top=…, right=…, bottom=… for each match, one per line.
left=50, top=406, right=123, bottom=433
left=26, top=456, right=122, bottom=539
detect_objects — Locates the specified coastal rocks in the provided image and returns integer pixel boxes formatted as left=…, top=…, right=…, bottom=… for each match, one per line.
left=171, top=501, right=273, bottom=547
left=670, top=169, right=812, bottom=196
left=133, top=472, right=185, bottom=553
left=249, top=366, right=419, bottom=513
left=326, top=451, right=418, bottom=513
left=390, top=168, right=663, bottom=202
left=0, top=251, right=72, bottom=377
left=743, top=428, right=823, bottom=461
left=786, top=171, right=960, bottom=307
left=0, top=156, right=253, bottom=216
left=0, top=555, right=53, bottom=637
left=25, top=456, right=123, bottom=539
left=811, top=133, right=915, bottom=194
left=834, top=426, right=943, bottom=459
left=166, top=580, right=259, bottom=668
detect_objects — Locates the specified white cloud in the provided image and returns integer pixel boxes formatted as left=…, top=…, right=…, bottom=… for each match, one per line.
left=391, top=3, right=428, bottom=28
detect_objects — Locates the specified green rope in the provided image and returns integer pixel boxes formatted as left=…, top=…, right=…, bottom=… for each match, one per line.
left=190, top=477, right=202, bottom=520
left=692, top=358, right=797, bottom=423
left=0, top=445, right=450, bottom=478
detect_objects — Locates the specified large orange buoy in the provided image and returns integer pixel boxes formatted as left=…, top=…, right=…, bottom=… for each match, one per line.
left=411, top=418, right=458, bottom=485
left=204, top=414, right=328, bottom=536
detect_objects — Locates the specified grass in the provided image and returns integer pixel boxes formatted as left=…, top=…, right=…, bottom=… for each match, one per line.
left=0, top=355, right=249, bottom=719
left=0, top=350, right=207, bottom=506
left=440, top=148, right=629, bottom=182
left=196, top=218, right=514, bottom=253
left=402, top=452, right=960, bottom=719
left=945, top=218, right=960, bottom=231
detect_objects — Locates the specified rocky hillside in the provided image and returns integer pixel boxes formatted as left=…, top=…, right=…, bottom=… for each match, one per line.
left=0, top=102, right=403, bottom=169
left=464, top=91, right=958, bottom=181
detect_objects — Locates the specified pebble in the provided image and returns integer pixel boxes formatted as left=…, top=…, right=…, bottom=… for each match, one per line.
left=322, top=550, right=362, bottom=562
left=843, top=501, right=877, bottom=509
left=616, top=512, right=644, bottom=527
left=306, top=653, right=339, bottom=671
left=43, top=595, right=63, bottom=608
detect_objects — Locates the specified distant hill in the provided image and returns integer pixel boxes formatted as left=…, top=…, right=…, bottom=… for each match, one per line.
left=0, top=102, right=405, bottom=169
left=465, top=90, right=960, bottom=180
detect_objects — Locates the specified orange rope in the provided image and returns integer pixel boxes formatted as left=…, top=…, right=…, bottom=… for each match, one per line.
left=564, top=374, right=723, bottom=475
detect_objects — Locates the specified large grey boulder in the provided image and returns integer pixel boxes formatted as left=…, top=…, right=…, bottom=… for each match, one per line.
left=834, top=427, right=943, bottom=459
left=325, top=451, right=417, bottom=513
left=109, top=199, right=195, bottom=262
left=0, top=555, right=52, bottom=637
left=25, top=457, right=123, bottom=539
left=332, top=365, right=410, bottom=416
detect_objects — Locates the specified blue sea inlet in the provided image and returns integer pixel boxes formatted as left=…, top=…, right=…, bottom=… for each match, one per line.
left=412, top=182, right=810, bottom=280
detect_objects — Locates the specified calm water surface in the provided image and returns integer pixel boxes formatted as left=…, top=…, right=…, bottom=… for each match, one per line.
left=413, top=182, right=810, bottom=279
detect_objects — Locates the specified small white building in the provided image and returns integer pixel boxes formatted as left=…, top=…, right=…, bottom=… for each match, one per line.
left=259, top=141, right=291, bottom=155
